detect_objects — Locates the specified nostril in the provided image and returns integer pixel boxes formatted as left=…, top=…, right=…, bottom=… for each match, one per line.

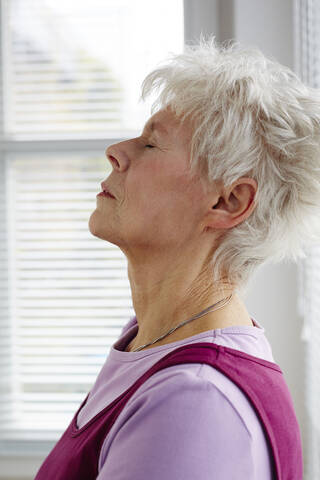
left=107, top=154, right=119, bottom=166
left=107, top=154, right=119, bottom=168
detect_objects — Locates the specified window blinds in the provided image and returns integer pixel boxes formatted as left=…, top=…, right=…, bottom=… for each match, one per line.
left=294, top=1, right=320, bottom=479
left=1, top=152, right=134, bottom=445
left=0, top=0, right=184, bottom=454
left=2, top=0, right=184, bottom=140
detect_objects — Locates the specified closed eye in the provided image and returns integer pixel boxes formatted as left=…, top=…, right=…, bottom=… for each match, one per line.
left=145, top=144, right=155, bottom=149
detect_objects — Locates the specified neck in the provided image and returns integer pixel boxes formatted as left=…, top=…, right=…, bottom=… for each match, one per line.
left=125, top=259, right=252, bottom=352
left=126, top=293, right=253, bottom=352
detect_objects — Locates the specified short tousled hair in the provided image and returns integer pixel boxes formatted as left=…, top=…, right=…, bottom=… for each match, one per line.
left=140, top=34, right=320, bottom=297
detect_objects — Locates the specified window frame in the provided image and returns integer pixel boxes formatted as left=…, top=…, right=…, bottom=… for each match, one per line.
left=0, top=0, right=218, bottom=477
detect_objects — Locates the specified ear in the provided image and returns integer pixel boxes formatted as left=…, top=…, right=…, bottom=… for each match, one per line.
left=205, top=177, right=258, bottom=230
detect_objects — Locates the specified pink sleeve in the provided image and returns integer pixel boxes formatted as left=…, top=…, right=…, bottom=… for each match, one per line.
left=96, top=372, right=257, bottom=479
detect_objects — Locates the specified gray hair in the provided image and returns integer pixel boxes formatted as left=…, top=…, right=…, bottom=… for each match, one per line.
left=140, top=34, right=320, bottom=297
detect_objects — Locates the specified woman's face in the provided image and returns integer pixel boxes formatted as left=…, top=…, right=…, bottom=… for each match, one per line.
left=88, top=107, right=209, bottom=257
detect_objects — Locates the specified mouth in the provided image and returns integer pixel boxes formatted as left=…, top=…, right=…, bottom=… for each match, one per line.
left=97, top=191, right=115, bottom=199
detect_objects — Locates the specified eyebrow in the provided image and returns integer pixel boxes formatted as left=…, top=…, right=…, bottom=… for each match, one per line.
left=144, top=120, right=168, bottom=136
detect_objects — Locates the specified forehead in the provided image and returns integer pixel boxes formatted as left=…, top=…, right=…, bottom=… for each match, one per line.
left=144, top=108, right=191, bottom=140
left=146, top=120, right=168, bottom=136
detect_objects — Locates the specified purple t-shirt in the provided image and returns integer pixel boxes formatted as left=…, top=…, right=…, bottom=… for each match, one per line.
left=76, top=315, right=276, bottom=479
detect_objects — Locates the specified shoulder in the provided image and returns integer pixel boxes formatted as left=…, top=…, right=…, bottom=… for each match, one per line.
left=127, top=363, right=252, bottom=435
left=125, top=362, right=272, bottom=467
left=98, top=364, right=258, bottom=479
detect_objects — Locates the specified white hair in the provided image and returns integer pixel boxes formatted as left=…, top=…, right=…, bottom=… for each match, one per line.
left=140, top=34, right=320, bottom=297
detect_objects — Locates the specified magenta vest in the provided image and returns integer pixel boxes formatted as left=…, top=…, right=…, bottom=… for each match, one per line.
left=34, top=343, right=303, bottom=480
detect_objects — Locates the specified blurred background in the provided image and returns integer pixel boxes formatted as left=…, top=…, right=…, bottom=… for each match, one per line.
left=0, top=0, right=319, bottom=478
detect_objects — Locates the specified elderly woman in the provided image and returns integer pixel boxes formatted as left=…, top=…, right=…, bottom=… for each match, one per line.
left=35, top=36, right=320, bottom=480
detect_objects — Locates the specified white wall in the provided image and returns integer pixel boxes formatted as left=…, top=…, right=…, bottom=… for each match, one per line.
left=232, top=0, right=294, bottom=68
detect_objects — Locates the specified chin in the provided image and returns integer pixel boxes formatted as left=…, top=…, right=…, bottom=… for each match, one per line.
left=88, top=211, right=107, bottom=239
left=88, top=213, right=121, bottom=247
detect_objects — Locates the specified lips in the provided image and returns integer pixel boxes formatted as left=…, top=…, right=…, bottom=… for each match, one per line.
left=103, top=190, right=115, bottom=198
left=97, top=190, right=115, bottom=199
left=100, top=182, right=115, bottom=198
left=97, top=191, right=115, bottom=199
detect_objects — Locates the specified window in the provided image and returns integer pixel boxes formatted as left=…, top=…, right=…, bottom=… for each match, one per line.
left=0, top=0, right=184, bottom=457
left=294, top=1, right=320, bottom=479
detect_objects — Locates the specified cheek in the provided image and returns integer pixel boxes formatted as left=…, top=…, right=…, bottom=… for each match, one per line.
left=128, top=163, right=174, bottom=209
left=146, top=181, right=200, bottom=232
left=128, top=162, right=202, bottom=225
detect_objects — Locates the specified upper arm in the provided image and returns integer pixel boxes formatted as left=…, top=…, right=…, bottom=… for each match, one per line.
left=96, top=373, right=255, bottom=480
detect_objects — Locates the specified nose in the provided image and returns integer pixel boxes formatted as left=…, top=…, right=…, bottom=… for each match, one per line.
left=106, top=142, right=128, bottom=171
left=105, top=146, right=120, bottom=170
